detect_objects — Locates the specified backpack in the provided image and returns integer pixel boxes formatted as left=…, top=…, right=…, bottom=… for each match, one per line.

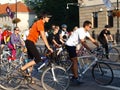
left=2, top=30, right=12, bottom=43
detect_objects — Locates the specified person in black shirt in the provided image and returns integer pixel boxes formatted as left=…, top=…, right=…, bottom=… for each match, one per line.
left=98, top=25, right=114, bottom=59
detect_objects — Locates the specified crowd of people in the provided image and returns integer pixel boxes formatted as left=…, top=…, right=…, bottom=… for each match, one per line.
left=0, top=11, right=114, bottom=86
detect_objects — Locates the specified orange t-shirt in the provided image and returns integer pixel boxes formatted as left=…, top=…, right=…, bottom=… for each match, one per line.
left=27, top=19, right=44, bottom=43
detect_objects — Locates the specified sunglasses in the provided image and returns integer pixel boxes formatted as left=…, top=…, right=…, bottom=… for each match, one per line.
left=15, top=29, right=19, bottom=31
left=88, top=26, right=92, bottom=28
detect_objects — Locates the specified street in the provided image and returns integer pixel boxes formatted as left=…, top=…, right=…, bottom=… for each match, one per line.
left=0, top=39, right=120, bottom=90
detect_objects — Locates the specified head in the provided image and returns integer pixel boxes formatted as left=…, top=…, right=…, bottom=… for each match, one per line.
left=61, top=24, right=67, bottom=31
left=83, top=20, right=92, bottom=31
left=14, top=27, right=20, bottom=34
left=51, top=24, right=56, bottom=29
left=73, top=26, right=78, bottom=31
left=39, top=11, right=52, bottom=23
left=54, top=26, right=60, bottom=33
left=104, top=25, right=110, bottom=30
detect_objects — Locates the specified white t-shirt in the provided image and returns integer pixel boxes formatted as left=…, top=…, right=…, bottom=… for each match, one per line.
left=22, top=30, right=29, bottom=41
left=65, top=27, right=90, bottom=46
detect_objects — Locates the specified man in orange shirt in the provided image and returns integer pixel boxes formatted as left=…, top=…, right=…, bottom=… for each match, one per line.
left=20, top=11, right=53, bottom=76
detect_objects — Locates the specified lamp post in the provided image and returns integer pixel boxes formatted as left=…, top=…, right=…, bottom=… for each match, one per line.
left=66, top=2, right=83, bottom=27
left=16, top=0, right=17, bottom=26
left=116, top=0, right=120, bottom=44
left=66, top=3, right=80, bottom=9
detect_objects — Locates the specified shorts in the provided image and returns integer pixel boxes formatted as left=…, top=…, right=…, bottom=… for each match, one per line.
left=65, top=45, right=77, bottom=58
left=25, top=40, right=41, bottom=64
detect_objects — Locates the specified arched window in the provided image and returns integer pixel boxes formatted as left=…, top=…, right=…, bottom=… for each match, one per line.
left=107, top=11, right=113, bottom=27
left=93, top=12, right=98, bottom=28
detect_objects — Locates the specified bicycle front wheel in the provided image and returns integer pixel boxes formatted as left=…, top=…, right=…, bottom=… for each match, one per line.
left=41, top=65, right=70, bottom=90
left=92, top=62, right=114, bottom=85
left=109, top=47, right=120, bottom=62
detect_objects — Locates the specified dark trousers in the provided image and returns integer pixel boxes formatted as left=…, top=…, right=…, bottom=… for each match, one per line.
left=98, top=39, right=109, bottom=55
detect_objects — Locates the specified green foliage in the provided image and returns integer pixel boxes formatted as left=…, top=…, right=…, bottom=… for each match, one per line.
left=24, top=0, right=79, bottom=31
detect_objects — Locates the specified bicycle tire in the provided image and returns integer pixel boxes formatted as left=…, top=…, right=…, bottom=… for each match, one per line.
left=41, top=65, right=70, bottom=90
left=92, top=62, right=114, bottom=85
left=1, top=51, right=11, bottom=64
left=109, top=47, right=120, bottom=62
left=58, top=50, right=72, bottom=71
left=0, top=68, right=23, bottom=90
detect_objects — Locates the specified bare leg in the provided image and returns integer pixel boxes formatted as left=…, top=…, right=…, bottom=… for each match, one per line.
left=21, top=60, right=36, bottom=71
left=71, top=57, right=78, bottom=78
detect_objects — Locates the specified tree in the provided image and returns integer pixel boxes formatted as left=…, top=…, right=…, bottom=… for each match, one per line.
left=24, top=0, right=79, bottom=31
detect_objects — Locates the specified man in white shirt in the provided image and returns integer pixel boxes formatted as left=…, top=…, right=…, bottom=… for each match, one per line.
left=65, top=20, right=99, bottom=85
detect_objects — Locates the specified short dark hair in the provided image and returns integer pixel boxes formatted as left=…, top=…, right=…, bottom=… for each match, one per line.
left=38, top=11, right=52, bottom=19
left=14, top=27, right=19, bottom=30
left=104, top=25, right=110, bottom=28
left=83, top=20, right=92, bottom=27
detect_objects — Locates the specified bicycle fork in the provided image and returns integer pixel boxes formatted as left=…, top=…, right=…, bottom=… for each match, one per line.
left=51, top=63, right=57, bottom=82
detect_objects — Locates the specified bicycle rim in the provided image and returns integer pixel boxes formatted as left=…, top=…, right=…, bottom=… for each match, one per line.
left=41, top=66, right=70, bottom=90
left=92, top=62, right=114, bottom=85
left=109, top=47, right=120, bottom=62
left=0, top=68, right=23, bottom=90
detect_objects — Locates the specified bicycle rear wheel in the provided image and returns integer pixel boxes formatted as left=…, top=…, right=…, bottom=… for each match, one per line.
left=92, top=62, right=114, bottom=85
left=41, top=65, right=70, bottom=90
left=109, top=47, right=120, bottom=62
left=0, top=64, right=23, bottom=90
left=59, top=50, right=72, bottom=71
left=0, top=67, right=23, bottom=90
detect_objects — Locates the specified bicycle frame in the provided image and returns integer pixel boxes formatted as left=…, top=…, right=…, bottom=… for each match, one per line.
left=78, top=55, right=97, bottom=77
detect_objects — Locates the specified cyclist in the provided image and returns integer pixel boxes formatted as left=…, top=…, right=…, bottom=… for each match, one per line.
left=98, top=25, right=114, bottom=59
left=59, top=24, right=69, bottom=43
left=0, top=27, right=3, bottom=54
left=7, top=27, right=24, bottom=60
left=20, top=11, right=53, bottom=81
left=65, top=20, right=99, bottom=85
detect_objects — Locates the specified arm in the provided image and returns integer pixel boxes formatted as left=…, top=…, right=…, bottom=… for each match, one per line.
left=104, top=34, right=109, bottom=42
left=52, top=39, right=60, bottom=47
left=59, top=34, right=65, bottom=44
left=40, top=30, right=53, bottom=52
left=109, top=35, right=114, bottom=41
left=88, top=36, right=99, bottom=47
left=4, top=36, right=7, bottom=44
left=80, top=39, right=91, bottom=51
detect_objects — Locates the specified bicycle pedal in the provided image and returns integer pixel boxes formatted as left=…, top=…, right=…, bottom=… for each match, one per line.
left=24, top=76, right=32, bottom=84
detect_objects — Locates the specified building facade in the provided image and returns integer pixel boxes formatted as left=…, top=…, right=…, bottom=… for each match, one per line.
left=78, top=0, right=120, bottom=41
left=0, top=1, right=36, bottom=32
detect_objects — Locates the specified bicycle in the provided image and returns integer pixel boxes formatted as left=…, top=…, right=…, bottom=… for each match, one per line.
left=44, top=45, right=72, bottom=71
left=0, top=46, right=28, bottom=90
left=77, top=48, right=114, bottom=85
left=0, top=52, right=70, bottom=90
left=97, top=41, right=120, bottom=62
left=76, top=44, right=90, bottom=57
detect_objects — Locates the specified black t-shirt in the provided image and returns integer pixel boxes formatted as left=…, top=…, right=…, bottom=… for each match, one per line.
left=98, top=29, right=111, bottom=41
left=47, top=32, right=62, bottom=45
left=52, top=32, right=62, bottom=44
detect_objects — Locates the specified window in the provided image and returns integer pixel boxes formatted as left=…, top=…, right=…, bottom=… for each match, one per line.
left=107, top=11, right=113, bottom=27
left=93, top=12, right=98, bottom=28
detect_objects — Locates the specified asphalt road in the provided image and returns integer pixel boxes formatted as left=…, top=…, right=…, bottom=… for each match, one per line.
left=0, top=39, right=120, bottom=90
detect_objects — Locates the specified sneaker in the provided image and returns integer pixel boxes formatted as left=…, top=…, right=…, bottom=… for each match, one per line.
left=8, top=56, right=12, bottom=61
left=11, top=57, right=16, bottom=60
left=8, top=56, right=16, bottom=61
left=106, top=54, right=109, bottom=59
left=70, top=76, right=82, bottom=86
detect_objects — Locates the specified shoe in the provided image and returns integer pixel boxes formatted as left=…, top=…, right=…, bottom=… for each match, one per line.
left=70, top=76, right=82, bottom=86
left=8, top=56, right=16, bottom=61
left=11, top=57, right=16, bottom=60
left=8, top=56, right=12, bottom=61
left=106, top=54, right=109, bottom=59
